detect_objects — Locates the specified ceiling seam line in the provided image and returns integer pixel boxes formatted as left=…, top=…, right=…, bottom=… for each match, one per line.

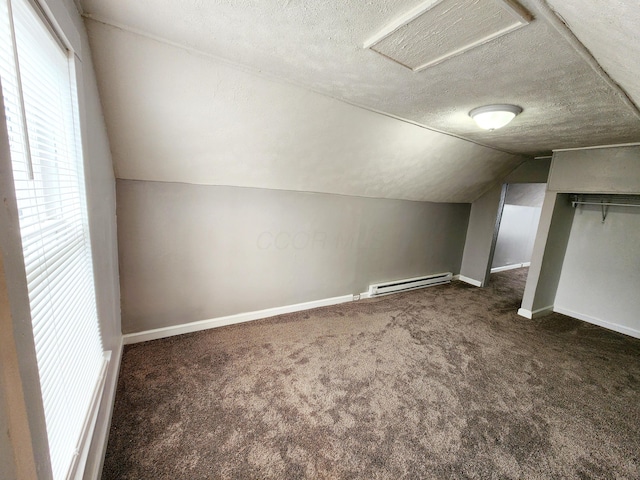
left=81, top=12, right=529, bottom=158
left=536, top=0, right=640, bottom=120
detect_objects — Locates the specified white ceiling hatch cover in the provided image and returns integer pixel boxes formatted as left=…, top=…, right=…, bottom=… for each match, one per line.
left=365, top=0, right=532, bottom=71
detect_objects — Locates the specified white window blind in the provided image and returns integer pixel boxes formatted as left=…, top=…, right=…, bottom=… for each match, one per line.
left=0, top=0, right=105, bottom=478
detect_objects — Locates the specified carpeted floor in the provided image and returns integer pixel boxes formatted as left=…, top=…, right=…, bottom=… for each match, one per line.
left=102, top=269, right=640, bottom=479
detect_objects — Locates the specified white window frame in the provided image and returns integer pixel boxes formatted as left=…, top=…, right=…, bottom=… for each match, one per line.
left=0, top=0, right=110, bottom=478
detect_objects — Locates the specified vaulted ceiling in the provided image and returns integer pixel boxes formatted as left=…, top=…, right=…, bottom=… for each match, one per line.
left=80, top=0, right=640, bottom=202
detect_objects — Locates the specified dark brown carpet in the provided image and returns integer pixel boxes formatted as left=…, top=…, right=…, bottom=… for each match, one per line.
left=103, top=269, right=640, bottom=479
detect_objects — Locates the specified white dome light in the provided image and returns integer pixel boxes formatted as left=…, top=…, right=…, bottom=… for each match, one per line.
left=469, top=104, right=522, bottom=130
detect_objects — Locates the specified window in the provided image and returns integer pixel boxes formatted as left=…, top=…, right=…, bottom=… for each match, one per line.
left=0, top=0, right=106, bottom=478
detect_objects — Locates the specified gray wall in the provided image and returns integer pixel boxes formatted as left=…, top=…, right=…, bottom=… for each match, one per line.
left=459, top=185, right=504, bottom=284
left=525, top=145, right=640, bottom=334
left=555, top=205, right=640, bottom=336
left=504, top=158, right=551, bottom=184
left=521, top=146, right=640, bottom=325
left=491, top=184, right=545, bottom=269
left=491, top=205, right=541, bottom=269
left=505, top=183, right=547, bottom=207
left=0, top=0, right=121, bottom=478
left=459, top=159, right=551, bottom=285
left=520, top=193, right=575, bottom=312
left=117, top=180, right=470, bottom=333
left=549, top=147, right=640, bottom=193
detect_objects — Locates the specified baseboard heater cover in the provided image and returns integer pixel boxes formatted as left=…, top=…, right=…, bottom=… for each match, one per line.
left=368, top=272, right=452, bottom=297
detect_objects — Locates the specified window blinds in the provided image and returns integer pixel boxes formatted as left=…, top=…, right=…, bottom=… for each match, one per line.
left=0, top=0, right=105, bottom=478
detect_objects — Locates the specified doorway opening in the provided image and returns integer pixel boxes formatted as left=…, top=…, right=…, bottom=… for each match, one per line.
left=485, top=183, right=546, bottom=302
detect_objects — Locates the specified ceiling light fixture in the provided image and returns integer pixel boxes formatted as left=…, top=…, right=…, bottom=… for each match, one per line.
left=469, top=104, right=522, bottom=130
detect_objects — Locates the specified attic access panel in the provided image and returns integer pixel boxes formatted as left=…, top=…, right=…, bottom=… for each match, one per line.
left=365, top=0, right=532, bottom=71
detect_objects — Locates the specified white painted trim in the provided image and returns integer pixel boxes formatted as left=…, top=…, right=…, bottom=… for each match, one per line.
left=517, top=308, right=532, bottom=319
left=123, top=294, right=356, bottom=344
left=490, top=262, right=530, bottom=273
left=412, top=23, right=528, bottom=72
left=552, top=142, right=640, bottom=152
left=492, top=264, right=519, bottom=273
left=457, top=275, right=482, bottom=287
left=517, top=305, right=553, bottom=319
left=82, top=339, right=123, bottom=479
left=362, top=0, right=443, bottom=48
left=70, top=352, right=110, bottom=479
left=553, top=306, right=640, bottom=339
left=531, top=305, right=553, bottom=318
left=363, top=0, right=531, bottom=72
left=359, top=291, right=371, bottom=300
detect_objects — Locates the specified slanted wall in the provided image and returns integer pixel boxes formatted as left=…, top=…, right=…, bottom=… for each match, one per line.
left=460, top=159, right=551, bottom=285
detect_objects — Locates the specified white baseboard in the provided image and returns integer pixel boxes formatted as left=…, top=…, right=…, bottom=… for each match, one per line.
left=491, top=262, right=531, bottom=273
left=517, top=305, right=553, bottom=319
left=553, top=306, right=640, bottom=339
left=123, top=294, right=356, bottom=344
left=457, top=275, right=482, bottom=287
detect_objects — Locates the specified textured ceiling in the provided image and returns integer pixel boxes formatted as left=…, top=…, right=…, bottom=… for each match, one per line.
left=368, top=0, right=531, bottom=71
left=80, top=0, right=640, bottom=155
left=545, top=0, right=640, bottom=110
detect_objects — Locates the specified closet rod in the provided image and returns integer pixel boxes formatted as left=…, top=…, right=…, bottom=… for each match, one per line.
left=571, top=201, right=640, bottom=208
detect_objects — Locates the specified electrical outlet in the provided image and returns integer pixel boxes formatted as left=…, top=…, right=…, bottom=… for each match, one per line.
left=353, top=294, right=360, bottom=301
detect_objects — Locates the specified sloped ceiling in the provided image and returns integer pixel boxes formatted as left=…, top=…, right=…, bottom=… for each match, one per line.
left=80, top=0, right=640, bottom=202
left=545, top=0, right=640, bottom=109
left=86, top=23, right=524, bottom=203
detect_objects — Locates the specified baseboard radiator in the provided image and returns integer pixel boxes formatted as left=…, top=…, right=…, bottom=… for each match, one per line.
left=368, top=272, right=452, bottom=297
